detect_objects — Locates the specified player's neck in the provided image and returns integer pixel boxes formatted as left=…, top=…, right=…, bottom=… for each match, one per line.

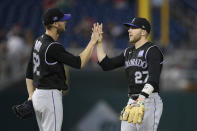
left=135, top=37, right=148, bottom=49
left=45, top=29, right=59, bottom=41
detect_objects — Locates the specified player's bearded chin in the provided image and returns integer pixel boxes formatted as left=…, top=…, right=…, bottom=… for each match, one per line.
left=130, top=35, right=141, bottom=43
left=57, top=27, right=65, bottom=34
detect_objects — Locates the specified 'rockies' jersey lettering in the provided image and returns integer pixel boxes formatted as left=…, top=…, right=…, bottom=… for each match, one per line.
left=125, top=58, right=147, bottom=69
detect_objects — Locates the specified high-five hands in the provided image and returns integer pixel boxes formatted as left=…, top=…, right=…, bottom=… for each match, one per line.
left=97, top=23, right=103, bottom=43
left=91, top=23, right=103, bottom=44
left=79, top=22, right=104, bottom=68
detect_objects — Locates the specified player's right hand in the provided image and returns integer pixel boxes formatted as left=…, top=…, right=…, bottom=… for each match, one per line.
left=91, top=23, right=103, bottom=44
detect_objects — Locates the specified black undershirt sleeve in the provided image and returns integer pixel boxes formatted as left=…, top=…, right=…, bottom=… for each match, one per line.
left=98, top=53, right=125, bottom=71
left=146, top=46, right=163, bottom=89
left=47, top=44, right=81, bottom=69
left=26, top=48, right=34, bottom=79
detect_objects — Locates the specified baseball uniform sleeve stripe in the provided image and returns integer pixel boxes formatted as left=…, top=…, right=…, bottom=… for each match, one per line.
left=145, top=45, right=164, bottom=64
left=46, top=42, right=81, bottom=69
left=45, top=42, right=59, bottom=65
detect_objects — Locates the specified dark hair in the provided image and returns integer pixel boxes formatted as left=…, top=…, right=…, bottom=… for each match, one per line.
left=44, top=24, right=53, bottom=30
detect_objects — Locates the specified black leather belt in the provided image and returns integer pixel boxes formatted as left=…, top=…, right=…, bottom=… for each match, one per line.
left=36, top=88, right=62, bottom=91
left=128, top=94, right=139, bottom=100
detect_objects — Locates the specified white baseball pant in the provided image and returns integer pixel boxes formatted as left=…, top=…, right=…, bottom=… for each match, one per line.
left=121, top=93, right=163, bottom=131
left=32, top=89, right=63, bottom=131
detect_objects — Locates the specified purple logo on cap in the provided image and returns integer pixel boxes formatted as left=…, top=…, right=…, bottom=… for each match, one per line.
left=53, top=16, right=58, bottom=21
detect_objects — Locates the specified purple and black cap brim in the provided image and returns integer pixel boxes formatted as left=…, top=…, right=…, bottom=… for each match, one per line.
left=124, top=23, right=140, bottom=28
left=60, top=14, right=72, bottom=21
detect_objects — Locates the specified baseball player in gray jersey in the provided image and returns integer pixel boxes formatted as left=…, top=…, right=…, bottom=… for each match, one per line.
left=25, top=8, right=101, bottom=131
left=96, top=18, right=163, bottom=131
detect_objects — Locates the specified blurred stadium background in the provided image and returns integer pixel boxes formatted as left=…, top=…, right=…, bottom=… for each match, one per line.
left=0, top=0, right=197, bottom=130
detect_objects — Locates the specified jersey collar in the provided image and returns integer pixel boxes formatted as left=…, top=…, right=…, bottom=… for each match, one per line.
left=134, top=42, right=150, bottom=50
left=44, top=34, right=56, bottom=42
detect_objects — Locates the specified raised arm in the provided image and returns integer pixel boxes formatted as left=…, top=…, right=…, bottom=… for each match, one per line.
left=79, top=23, right=100, bottom=68
left=96, top=24, right=106, bottom=62
left=96, top=23, right=124, bottom=71
left=46, top=23, right=101, bottom=69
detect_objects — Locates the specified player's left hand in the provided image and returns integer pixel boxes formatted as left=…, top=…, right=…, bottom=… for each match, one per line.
left=120, top=103, right=135, bottom=121
left=128, top=96, right=145, bottom=124
left=12, top=100, right=34, bottom=120
left=91, top=23, right=100, bottom=44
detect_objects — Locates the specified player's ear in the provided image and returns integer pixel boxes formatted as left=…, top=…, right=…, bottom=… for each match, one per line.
left=52, top=22, right=59, bottom=28
left=141, top=29, right=147, bottom=36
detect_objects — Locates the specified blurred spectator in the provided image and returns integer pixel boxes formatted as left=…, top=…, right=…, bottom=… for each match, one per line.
left=43, top=0, right=75, bottom=12
left=57, top=0, right=75, bottom=10
left=185, top=57, right=197, bottom=92
left=22, top=28, right=34, bottom=69
left=113, top=0, right=128, bottom=10
left=0, top=42, right=3, bottom=54
left=24, top=28, right=34, bottom=56
left=106, top=22, right=124, bottom=38
left=0, top=28, right=8, bottom=43
left=170, top=1, right=197, bottom=48
left=73, top=16, right=96, bottom=47
left=102, top=34, right=115, bottom=56
left=6, top=24, right=26, bottom=76
left=0, top=28, right=8, bottom=80
left=74, top=16, right=95, bottom=39
left=68, top=40, right=81, bottom=48
left=0, top=28, right=7, bottom=55
left=43, top=0, right=58, bottom=10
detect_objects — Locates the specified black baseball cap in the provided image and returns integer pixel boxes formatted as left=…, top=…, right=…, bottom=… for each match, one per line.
left=42, top=8, right=71, bottom=26
left=124, top=17, right=151, bottom=33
